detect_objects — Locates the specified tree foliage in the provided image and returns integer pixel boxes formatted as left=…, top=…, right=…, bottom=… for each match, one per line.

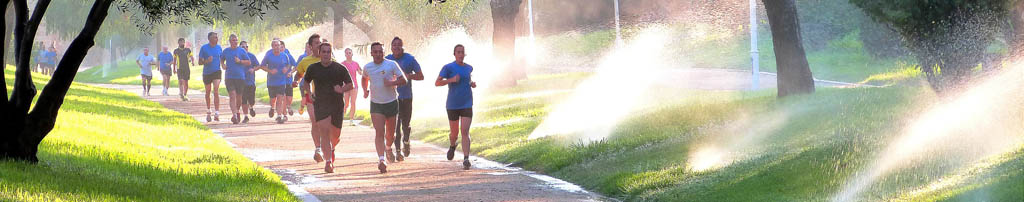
left=850, top=0, right=1015, bottom=92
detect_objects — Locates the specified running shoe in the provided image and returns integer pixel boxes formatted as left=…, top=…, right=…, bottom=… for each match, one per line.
left=276, top=116, right=285, bottom=124
left=283, top=116, right=289, bottom=122
left=269, top=108, right=275, bottom=118
left=249, top=108, right=256, bottom=117
left=403, top=141, right=411, bottom=157
left=395, top=150, right=404, bottom=162
left=324, top=160, right=334, bottom=173
left=313, top=149, right=324, bottom=163
left=463, top=159, right=471, bottom=170
left=206, top=112, right=212, bottom=122
left=242, top=116, right=249, bottom=124
left=447, top=146, right=456, bottom=161
left=231, top=114, right=240, bottom=124
left=378, top=160, right=388, bottom=174
left=288, top=108, right=294, bottom=116
left=386, top=149, right=396, bottom=163
left=183, top=96, right=190, bottom=102
left=214, top=112, right=220, bottom=122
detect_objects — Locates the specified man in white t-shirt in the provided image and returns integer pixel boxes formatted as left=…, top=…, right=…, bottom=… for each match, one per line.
left=361, top=42, right=407, bottom=174
left=136, top=47, right=156, bottom=96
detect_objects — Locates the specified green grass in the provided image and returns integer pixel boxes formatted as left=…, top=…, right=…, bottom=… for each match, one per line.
left=2, top=67, right=298, bottom=201
left=410, top=73, right=1023, bottom=201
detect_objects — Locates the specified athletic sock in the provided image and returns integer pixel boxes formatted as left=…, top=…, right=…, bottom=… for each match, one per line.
left=464, top=155, right=469, bottom=160
left=379, top=156, right=387, bottom=161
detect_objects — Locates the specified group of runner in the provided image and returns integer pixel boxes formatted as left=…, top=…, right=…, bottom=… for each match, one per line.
left=35, top=42, right=58, bottom=76
left=140, top=32, right=477, bottom=173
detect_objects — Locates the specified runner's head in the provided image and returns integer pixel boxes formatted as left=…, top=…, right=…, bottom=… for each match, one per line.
left=143, top=47, right=150, bottom=55
left=344, top=48, right=353, bottom=60
left=370, top=42, right=384, bottom=64
left=307, top=34, right=322, bottom=57
left=319, top=43, right=333, bottom=64
left=240, top=41, right=249, bottom=52
left=162, top=46, right=169, bottom=52
left=207, top=32, right=219, bottom=45
left=391, top=37, right=404, bottom=57
left=177, top=38, right=186, bottom=48
left=454, top=44, right=465, bottom=64
left=228, top=34, right=239, bottom=48
left=271, top=40, right=282, bottom=54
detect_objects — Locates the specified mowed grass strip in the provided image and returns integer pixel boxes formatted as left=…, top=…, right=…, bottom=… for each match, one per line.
left=2, top=67, right=298, bottom=202
left=411, top=73, right=1024, bottom=201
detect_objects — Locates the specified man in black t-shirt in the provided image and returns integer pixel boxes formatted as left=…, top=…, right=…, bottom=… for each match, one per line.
left=302, top=42, right=353, bottom=173
left=173, top=38, right=195, bottom=101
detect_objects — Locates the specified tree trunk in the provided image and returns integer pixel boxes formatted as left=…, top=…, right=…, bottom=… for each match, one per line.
left=491, top=0, right=523, bottom=86
left=1010, top=1, right=1024, bottom=56
left=763, top=0, right=815, bottom=97
left=1, top=0, right=114, bottom=163
left=331, top=3, right=376, bottom=43
left=4, top=1, right=12, bottom=67
left=329, top=6, right=345, bottom=47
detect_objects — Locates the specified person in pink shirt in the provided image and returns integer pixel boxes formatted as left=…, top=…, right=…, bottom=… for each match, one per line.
left=342, top=48, right=362, bottom=125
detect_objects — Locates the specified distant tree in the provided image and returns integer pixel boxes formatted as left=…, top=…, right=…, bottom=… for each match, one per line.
left=491, top=0, right=524, bottom=83
left=850, top=0, right=1014, bottom=93
left=763, top=0, right=816, bottom=97
left=1, top=0, right=278, bottom=163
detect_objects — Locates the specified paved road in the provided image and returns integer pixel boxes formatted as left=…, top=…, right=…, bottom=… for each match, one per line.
left=94, top=84, right=607, bottom=202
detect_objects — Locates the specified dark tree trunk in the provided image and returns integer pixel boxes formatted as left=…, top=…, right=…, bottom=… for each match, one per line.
left=331, top=3, right=376, bottom=43
left=763, top=0, right=815, bottom=97
left=1009, top=1, right=1024, bottom=56
left=1, top=0, right=114, bottom=163
left=491, top=0, right=524, bottom=86
left=329, top=6, right=345, bottom=47
left=4, top=1, right=12, bottom=67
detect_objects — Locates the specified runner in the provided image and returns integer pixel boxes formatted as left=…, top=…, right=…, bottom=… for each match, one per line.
left=362, top=42, right=407, bottom=173
left=173, top=38, right=195, bottom=101
left=35, top=42, right=46, bottom=73
left=302, top=42, right=354, bottom=173
left=157, top=46, right=175, bottom=96
left=221, top=34, right=252, bottom=125
left=44, top=45, right=58, bottom=76
left=294, top=34, right=325, bottom=163
left=282, top=42, right=297, bottom=117
left=198, top=32, right=224, bottom=122
left=385, top=37, right=424, bottom=160
left=435, top=44, right=476, bottom=170
left=136, top=47, right=156, bottom=97
left=261, top=40, right=292, bottom=124
left=241, top=41, right=258, bottom=123
left=341, top=48, right=362, bottom=126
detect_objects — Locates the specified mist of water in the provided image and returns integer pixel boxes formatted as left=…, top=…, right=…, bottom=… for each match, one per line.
left=832, top=61, right=1024, bottom=202
left=528, top=26, right=677, bottom=142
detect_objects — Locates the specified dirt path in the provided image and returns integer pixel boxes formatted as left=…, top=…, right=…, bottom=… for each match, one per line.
left=93, top=84, right=607, bottom=202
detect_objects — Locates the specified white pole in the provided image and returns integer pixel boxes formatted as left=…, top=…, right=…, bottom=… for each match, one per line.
left=614, top=0, right=622, bottom=44
left=528, top=0, right=534, bottom=41
left=749, top=0, right=760, bottom=90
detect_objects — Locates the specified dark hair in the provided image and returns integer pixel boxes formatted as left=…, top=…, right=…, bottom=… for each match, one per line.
left=229, top=34, right=238, bottom=39
left=240, top=41, right=248, bottom=46
left=392, top=37, right=402, bottom=43
left=319, top=43, right=332, bottom=53
left=371, top=42, right=383, bottom=49
left=454, top=44, right=464, bottom=53
left=307, top=34, right=321, bottom=46
left=207, top=32, right=217, bottom=38
left=178, top=38, right=185, bottom=42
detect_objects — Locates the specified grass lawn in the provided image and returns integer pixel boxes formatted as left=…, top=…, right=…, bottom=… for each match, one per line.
left=410, top=72, right=1024, bottom=201
left=2, top=67, right=298, bottom=201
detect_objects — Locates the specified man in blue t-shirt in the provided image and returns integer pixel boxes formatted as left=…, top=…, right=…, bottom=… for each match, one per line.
left=136, top=47, right=156, bottom=97
left=44, top=46, right=58, bottom=76
left=221, top=34, right=251, bottom=125
left=260, top=40, right=294, bottom=123
left=198, top=32, right=224, bottom=122
left=434, top=44, right=476, bottom=170
left=157, top=46, right=175, bottom=96
left=241, top=41, right=258, bottom=123
left=384, top=37, right=424, bottom=160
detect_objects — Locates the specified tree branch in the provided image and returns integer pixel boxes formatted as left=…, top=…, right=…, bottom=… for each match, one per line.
left=10, top=0, right=30, bottom=118
left=11, top=0, right=50, bottom=116
left=30, top=0, right=114, bottom=139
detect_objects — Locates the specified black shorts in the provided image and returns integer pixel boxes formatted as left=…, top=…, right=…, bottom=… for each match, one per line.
left=446, top=108, right=473, bottom=121
left=268, top=85, right=286, bottom=98
left=203, top=71, right=222, bottom=85
left=224, top=79, right=245, bottom=93
left=177, top=67, right=190, bottom=80
left=315, top=109, right=346, bottom=129
left=160, top=69, right=172, bottom=76
left=370, top=100, right=399, bottom=117
left=286, top=84, right=294, bottom=97
left=140, top=74, right=152, bottom=80
left=244, top=85, right=256, bottom=105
